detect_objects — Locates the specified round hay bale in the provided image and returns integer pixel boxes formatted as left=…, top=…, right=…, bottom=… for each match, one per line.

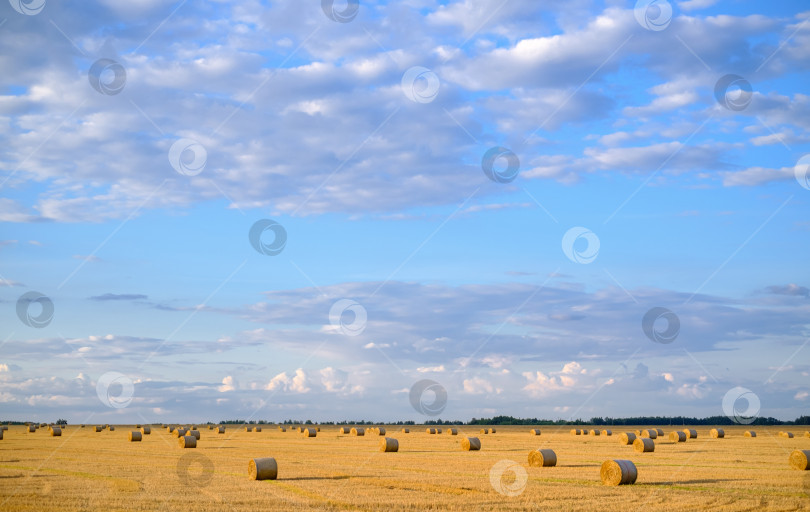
left=109, top=426, right=115, bottom=431
left=589, top=429, right=600, bottom=436
left=249, top=457, right=277, bottom=480
left=446, top=428, right=458, bottom=435
left=50, top=427, right=61, bottom=437
left=189, top=430, right=201, bottom=440
left=618, top=432, right=636, bottom=445
left=135, top=424, right=141, bottom=428
left=804, top=431, right=810, bottom=438
left=655, top=428, right=664, bottom=436
left=683, top=429, right=697, bottom=439
left=175, top=428, right=188, bottom=437
left=380, top=437, right=398, bottom=452
left=600, top=459, right=637, bottom=486
left=570, top=429, right=581, bottom=435
left=401, top=428, right=409, bottom=433
left=436, top=428, right=442, bottom=434
left=217, top=426, right=225, bottom=434
left=640, top=429, right=657, bottom=439
left=710, top=428, right=724, bottom=438
left=528, top=449, right=557, bottom=467
left=298, top=427, right=304, bottom=433
left=140, top=426, right=151, bottom=435
left=0, top=430, right=3, bottom=440
left=254, top=426, right=262, bottom=432
left=377, top=427, right=386, bottom=435
left=780, top=431, right=794, bottom=439
left=426, top=428, right=436, bottom=434
left=351, top=427, right=365, bottom=436
left=94, top=426, right=101, bottom=432
left=634, top=429, right=642, bottom=436
left=179, top=435, right=196, bottom=448
left=490, top=428, right=496, bottom=433
left=789, top=450, right=810, bottom=470
left=530, top=429, right=541, bottom=436
left=461, top=437, right=481, bottom=451
left=339, top=427, right=349, bottom=434
left=669, top=431, right=686, bottom=443
left=633, top=438, right=655, bottom=453
left=601, top=430, right=612, bottom=436
left=479, top=428, right=489, bottom=434
left=744, top=430, right=756, bottom=437
left=302, top=428, right=317, bottom=437
left=278, top=426, right=286, bottom=432
left=316, top=427, right=320, bottom=432
left=129, top=431, right=142, bottom=442
left=581, top=430, right=588, bottom=435
left=245, top=426, right=251, bottom=432
left=208, top=425, right=213, bottom=430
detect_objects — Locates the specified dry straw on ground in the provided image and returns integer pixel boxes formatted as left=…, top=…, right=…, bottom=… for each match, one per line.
left=129, top=431, right=142, bottom=442
left=683, top=429, right=697, bottom=439
left=461, top=437, right=481, bottom=451
left=530, top=429, right=541, bottom=435
left=634, top=438, right=655, bottom=452
left=380, top=438, right=398, bottom=452
left=711, top=428, right=725, bottom=438
left=789, top=450, right=810, bottom=470
left=669, top=431, right=687, bottom=443
left=528, top=449, right=557, bottom=467
left=178, top=435, right=196, bottom=448
left=248, top=457, right=278, bottom=480
left=351, top=428, right=365, bottom=436
left=618, top=432, right=636, bottom=445
left=600, top=459, right=637, bottom=486
left=744, top=430, right=756, bottom=437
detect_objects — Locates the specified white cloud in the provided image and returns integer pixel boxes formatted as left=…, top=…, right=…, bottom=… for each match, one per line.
left=463, top=377, right=494, bottom=394
left=795, top=391, right=808, bottom=401
left=416, top=365, right=445, bottom=373
left=218, top=376, right=236, bottom=392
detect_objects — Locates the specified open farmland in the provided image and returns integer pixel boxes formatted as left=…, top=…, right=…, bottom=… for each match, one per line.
left=1, top=425, right=808, bottom=511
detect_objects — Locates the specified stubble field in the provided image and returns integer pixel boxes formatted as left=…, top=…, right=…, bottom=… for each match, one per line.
left=1, top=424, right=808, bottom=511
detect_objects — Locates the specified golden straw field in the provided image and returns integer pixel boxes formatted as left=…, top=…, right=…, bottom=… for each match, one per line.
left=1, top=424, right=808, bottom=511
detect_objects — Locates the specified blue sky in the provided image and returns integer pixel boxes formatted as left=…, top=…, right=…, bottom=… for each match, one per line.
left=1, top=0, right=808, bottom=423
